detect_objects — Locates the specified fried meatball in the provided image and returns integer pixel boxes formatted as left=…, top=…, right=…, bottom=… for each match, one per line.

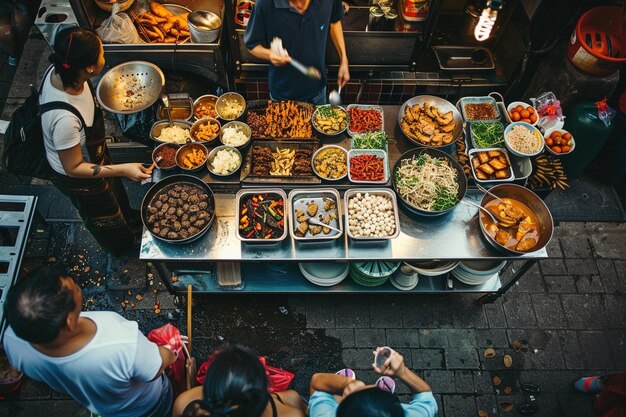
left=183, top=204, right=190, bottom=211
left=152, top=227, right=160, bottom=235
left=161, top=203, right=170, bottom=212
left=189, top=195, right=200, bottom=204
left=189, top=204, right=199, bottom=213
left=159, top=228, right=169, bottom=238
left=172, top=221, right=182, bottom=231
left=154, top=200, right=163, bottom=209
left=167, top=207, right=176, bottom=215
left=167, top=232, right=179, bottom=239
left=179, top=229, right=189, bottom=239
left=180, top=192, right=189, bottom=201
left=158, top=194, right=168, bottom=202
left=194, top=220, right=206, bottom=228
left=176, top=208, right=184, bottom=217
left=198, top=201, right=208, bottom=210
left=189, top=215, right=198, bottom=223
left=188, top=226, right=199, bottom=236
left=181, top=220, right=191, bottom=228
left=199, top=193, right=208, bottom=200
left=147, top=206, right=157, bottom=214
left=147, top=214, right=157, bottom=225
left=197, top=211, right=209, bottom=220
left=181, top=214, right=189, bottom=222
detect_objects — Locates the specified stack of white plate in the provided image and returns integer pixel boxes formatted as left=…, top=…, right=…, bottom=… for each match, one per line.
left=451, top=260, right=507, bottom=285
left=299, top=262, right=350, bottom=287
left=390, top=265, right=419, bottom=291
left=402, top=260, right=459, bottom=277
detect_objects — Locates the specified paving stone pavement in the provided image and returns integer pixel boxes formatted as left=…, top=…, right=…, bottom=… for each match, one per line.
left=1, top=33, right=626, bottom=417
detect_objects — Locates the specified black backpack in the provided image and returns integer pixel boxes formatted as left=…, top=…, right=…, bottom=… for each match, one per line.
left=2, top=66, right=85, bottom=178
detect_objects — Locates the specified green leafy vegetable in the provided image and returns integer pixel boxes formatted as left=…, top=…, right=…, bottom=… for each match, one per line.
left=432, top=186, right=459, bottom=211
left=470, top=122, right=504, bottom=148
left=352, top=131, right=388, bottom=150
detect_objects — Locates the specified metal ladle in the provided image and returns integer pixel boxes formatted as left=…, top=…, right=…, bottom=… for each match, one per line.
left=460, top=199, right=499, bottom=224
left=476, top=183, right=506, bottom=205
left=329, top=85, right=342, bottom=105
left=161, top=94, right=173, bottom=127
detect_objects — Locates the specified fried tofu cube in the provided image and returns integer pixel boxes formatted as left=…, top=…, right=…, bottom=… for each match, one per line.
left=478, top=163, right=495, bottom=175
left=478, top=152, right=489, bottom=164
left=488, top=159, right=507, bottom=170
left=471, top=156, right=481, bottom=169
left=475, top=170, right=488, bottom=180
left=495, top=169, right=510, bottom=179
left=497, top=155, right=508, bottom=165
left=487, top=150, right=502, bottom=158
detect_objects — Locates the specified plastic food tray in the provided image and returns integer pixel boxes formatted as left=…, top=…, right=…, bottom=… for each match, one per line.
left=456, top=96, right=501, bottom=122
left=468, top=148, right=515, bottom=184
left=346, top=104, right=385, bottom=137
left=347, top=149, right=389, bottom=184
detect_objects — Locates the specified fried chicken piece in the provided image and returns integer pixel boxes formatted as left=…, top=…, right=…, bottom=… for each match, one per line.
left=306, top=202, right=318, bottom=217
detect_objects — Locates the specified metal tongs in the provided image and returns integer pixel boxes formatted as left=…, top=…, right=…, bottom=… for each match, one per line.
left=270, top=37, right=321, bottom=80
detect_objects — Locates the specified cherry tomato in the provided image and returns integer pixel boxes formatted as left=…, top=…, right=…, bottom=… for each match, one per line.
left=515, top=105, right=524, bottom=113
left=561, top=145, right=571, bottom=153
left=552, top=146, right=562, bottom=153
left=521, top=118, right=531, bottom=123
left=563, top=132, right=572, bottom=141
left=511, top=111, right=521, bottom=121
left=550, top=131, right=561, bottom=139
left=520, top=110, right=530, bottom=119
left=546, top=137, right=554, bottom=146
left=529, top=113, right=538, bottom=123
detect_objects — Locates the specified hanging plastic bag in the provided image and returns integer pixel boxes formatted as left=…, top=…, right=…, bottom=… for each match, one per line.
left=148, top=324, right=190, bottom=397
left=96, top=2, right=142, bottom=44
left=196, top=352, right=295, bottom=393
left=594, top=98, right=617, bottom=128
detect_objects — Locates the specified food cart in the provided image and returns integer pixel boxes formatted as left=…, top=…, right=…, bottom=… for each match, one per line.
left=137, top=99, right=550, bottom=303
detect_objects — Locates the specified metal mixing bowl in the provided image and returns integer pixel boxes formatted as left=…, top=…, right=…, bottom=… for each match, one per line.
left=398, top=95, right=463, bottom=149
left=479, top=184, right=554, bottom=255
left=96, top=61, right=165, bottom=114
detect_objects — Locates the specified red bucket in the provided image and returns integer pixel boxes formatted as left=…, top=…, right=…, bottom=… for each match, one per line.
left=567, top=6, right=626, bottom=76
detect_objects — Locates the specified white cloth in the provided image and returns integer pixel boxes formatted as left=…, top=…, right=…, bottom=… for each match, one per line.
left=40, top=67, right=94, bottom=176
left=3, top=311, right=164, bottom=417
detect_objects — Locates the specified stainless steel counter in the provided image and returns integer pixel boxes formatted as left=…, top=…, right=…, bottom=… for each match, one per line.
left=140, top=190, right=547, bottom=261
left=140, top=104, right=546, bottom=298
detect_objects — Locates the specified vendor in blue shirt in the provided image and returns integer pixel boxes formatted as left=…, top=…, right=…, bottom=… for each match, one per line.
left=309, top=347, right=438, bottom=417
left=244, top=0, right=350, bottom=104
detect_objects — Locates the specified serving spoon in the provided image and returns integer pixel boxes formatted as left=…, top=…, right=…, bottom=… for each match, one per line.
left=161, top=94, right=173, bottom=127
left=460, top=199, right=499, bottom=224
left=307, top=217, right=342, bottom=233
left=476, top=183, right=506, bottom=205
left=329, top=86, right=342, bottom=105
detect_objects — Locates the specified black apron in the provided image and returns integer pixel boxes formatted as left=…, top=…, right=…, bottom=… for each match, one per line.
left=51, top=79, right=138, bottom=253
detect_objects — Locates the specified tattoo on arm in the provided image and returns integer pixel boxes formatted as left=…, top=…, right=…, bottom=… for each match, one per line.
left=90, top=165, right=112, bottom=176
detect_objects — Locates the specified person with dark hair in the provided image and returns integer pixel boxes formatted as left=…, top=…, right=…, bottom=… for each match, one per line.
left=309, top=347, right=437, bottom=417
left=42, top=26, right=151, bottom=253
left=173, top=345, right=306, bottom=417
left=0, top=0, right=35, bottom=66
left=2, top=265, right=178, bottom=417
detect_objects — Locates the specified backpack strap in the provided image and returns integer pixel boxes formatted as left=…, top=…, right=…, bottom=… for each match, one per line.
left=40, top=101, right=87, bottom=130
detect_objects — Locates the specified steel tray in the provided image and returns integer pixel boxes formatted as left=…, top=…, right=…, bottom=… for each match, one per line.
left=235, top=189, right=288, bottom=244
left=288, top=189, right=343, bottom=242
left=240, top=140, right=321, bottom=184
left=344, top=188, right=400, bottom=241
left=346, top=104, right=385, bottom=137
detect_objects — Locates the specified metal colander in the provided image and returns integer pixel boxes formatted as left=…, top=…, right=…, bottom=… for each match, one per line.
left=96, top=61, right=165, bottom=115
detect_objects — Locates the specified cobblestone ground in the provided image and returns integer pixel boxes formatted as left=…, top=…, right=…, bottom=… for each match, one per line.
left=1, top=34, right=625, bottom=417
left=0, top=219, right=624, bottom=417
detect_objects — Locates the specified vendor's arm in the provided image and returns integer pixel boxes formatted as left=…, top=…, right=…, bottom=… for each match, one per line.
left=329, top=5, right=349, bottom=86
left=172, top=386, right=203, bottom=417
left=58, top=145, right=150, bottom=180
left=374, top=347, right=432, bottom=393
left=244, top=0, right=290, bottom=67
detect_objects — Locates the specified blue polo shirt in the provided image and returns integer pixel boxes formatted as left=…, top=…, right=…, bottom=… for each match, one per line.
left=244, top=0, right=343, bottom=101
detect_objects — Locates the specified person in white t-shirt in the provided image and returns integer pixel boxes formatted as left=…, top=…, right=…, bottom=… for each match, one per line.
left=3, top=264, right=177, bottom=417
left=41, top=27, right=151, bottom=253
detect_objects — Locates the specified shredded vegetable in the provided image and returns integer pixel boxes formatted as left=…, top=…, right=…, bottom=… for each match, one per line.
left=349, top=107, right=383, bottom=133
left=470, top=121, right=504, bottom=148
left=349, top=154, right=385, bottom=182
left=394, top=154, right=459, bottom=212
left=352, top=131, right=388, bottom=150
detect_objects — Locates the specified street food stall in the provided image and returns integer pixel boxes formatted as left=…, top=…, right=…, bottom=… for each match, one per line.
left=105, top=78, right=558, bottom=302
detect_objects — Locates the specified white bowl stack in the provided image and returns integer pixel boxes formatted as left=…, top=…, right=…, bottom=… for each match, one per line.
left=451, top=260, right=507, bottom=285
left=299, top=262, right=349, bottom=287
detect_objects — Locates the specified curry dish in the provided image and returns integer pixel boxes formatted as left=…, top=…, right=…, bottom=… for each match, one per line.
left=481, top=198, right=540, bottom=252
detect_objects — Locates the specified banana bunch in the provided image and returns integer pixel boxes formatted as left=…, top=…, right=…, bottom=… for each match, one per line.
left=529, top=154, right=569, bottom=190
left=456, top=136, right=471, bottom=179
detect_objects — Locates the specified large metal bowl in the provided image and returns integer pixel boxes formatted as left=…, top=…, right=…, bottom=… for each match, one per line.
left=392, top=147, right=467, bottom=217
left=96, top=61, right=165, bottom=114
left=141, top=175, right=215, bottom=245
left=397, top=95, right=463, bottom=148
left=479, top=184, right=553, bottom=256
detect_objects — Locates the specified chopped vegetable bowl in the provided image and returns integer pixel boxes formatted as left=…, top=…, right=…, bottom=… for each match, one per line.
left=312, top=105, right=348, bottom=136
left=348, top=149, right=389, bottom=184
left=351, top=131, right=389, bottom=151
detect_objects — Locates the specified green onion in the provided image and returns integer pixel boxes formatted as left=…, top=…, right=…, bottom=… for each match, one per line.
left=470, top=122, right=504, bottom=148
